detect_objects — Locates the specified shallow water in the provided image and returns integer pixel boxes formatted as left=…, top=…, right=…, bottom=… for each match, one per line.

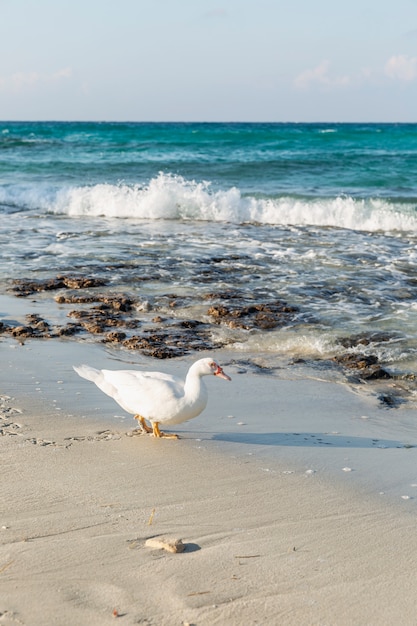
left=1, top=122, right=417, bottom=401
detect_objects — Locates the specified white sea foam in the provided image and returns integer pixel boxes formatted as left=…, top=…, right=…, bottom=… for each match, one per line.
left=2, top=173, right=417, bottom=233
left=232, top=328, right=411, bottom=368
left=233, top=330, right=340, bottom=360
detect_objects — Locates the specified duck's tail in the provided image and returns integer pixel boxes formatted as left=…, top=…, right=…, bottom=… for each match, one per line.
left=73, top=364, right=101, bottom=383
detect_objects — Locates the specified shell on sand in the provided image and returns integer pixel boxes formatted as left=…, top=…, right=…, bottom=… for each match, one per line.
left=145, top=536, right=185, bottom=553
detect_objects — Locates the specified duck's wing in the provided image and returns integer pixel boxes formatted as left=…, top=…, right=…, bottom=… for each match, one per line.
left=100, top=369, right=184, bottom=416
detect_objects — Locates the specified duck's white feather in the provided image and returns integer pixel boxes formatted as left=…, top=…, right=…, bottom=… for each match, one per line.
left=73, top=358, right=230, bottom=427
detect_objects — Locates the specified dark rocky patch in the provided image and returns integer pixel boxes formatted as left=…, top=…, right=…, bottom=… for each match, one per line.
left=56, top=323, right=83, bottom=337
left=338, top=331, right=402, bottom=349
left=207, top=300, right=299, bottom=330
left=119, top=323, right=224, bottom=359
left=202, top=290, right=245, bottom=301
left=2, top=281, right=306, bottom=358
left=331, top=330, right=403, bottom=382
left=55, top=293, right=135, bottom=311
left=2, top=313, right=53, bottom=339
left=0, top=312, right=81, bottom=341
left=11, top=275, right=108, bottom=297
left=67, top=305, right=140, bottom=335
left=378, top=394, right=403, bottom=408
left=10, top=325, right=35, bottom=338
left=103, top=331, right=127, bottom=343
left=25, top=313, right=51, bottom=334
left=177, top=320, right=202, bottom=329
left=332, top=353, right=391, bottom=380
left=7, top=314, right=53, bottom=339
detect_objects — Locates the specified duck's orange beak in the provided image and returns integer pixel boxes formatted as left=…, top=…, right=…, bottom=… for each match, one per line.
left=214, top=365, right=231, bottom=381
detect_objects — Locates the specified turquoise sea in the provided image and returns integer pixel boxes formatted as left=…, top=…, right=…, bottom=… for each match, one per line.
left=1, top=122, right=417, bottom=399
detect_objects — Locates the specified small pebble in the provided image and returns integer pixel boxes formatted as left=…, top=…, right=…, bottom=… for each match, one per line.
left=145, top=536, right=185, bottom=553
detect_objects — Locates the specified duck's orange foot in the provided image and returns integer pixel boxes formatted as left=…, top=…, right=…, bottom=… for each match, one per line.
left=134, top=415, right=153, bottom=434
left=152, top=422, right=180, bottom=439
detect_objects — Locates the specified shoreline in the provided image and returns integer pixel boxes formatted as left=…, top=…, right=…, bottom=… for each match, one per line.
left=1, top=269, right=415, bottom=412
left=2, top=333, right=417, bottom=624
left=2, top=319, right=417, bottom=506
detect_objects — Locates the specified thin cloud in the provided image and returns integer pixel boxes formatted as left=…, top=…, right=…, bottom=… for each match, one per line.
left=384, top=54, right=417, bottom=82
left=204, top=8, right=228, bottom=18
left=294, top=61, right=351, bottom=90
left=0, top=67, right=72, bottom=92
left=294, top=55, right=417, bottom=91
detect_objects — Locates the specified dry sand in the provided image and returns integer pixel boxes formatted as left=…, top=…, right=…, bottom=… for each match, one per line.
left=1, top=338, right=417, bottom=626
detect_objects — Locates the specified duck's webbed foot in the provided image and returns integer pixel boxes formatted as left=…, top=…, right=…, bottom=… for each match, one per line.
left=134, top=415, right=153, bottom=434
left=152, top=422, right=180, bottom=439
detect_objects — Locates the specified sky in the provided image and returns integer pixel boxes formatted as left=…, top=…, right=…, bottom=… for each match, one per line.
left=0, top=0, right=416, bottom=122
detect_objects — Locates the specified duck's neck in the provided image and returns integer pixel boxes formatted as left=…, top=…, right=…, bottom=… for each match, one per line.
left=184, top=368, right=208, bottom=405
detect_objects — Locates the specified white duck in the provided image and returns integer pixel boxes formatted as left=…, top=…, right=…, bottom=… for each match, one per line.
left=73, top=357, right=231, bottom=438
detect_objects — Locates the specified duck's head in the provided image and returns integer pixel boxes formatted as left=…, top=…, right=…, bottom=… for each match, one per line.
left=195, top=358, right=232, bottom=381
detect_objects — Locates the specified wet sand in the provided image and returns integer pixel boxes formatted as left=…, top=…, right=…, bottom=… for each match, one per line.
left=1, top=330, right=417, bottom=625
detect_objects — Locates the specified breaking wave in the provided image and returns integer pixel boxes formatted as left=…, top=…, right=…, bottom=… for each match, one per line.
left=2, top=173, right=417, bottom=232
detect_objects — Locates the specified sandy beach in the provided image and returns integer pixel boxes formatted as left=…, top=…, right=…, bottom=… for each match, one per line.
left=2, top=72, right=417, bottom=626
left=1, top=328, right=417, bottom=626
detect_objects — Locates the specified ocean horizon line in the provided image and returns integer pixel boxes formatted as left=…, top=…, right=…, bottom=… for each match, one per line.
left=1, top=119, right=417, bottom=126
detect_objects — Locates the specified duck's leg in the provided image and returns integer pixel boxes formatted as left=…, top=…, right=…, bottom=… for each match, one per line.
left=134, top=415, right=153, bottom=434
left=152, top=422, right=179, bottom=439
